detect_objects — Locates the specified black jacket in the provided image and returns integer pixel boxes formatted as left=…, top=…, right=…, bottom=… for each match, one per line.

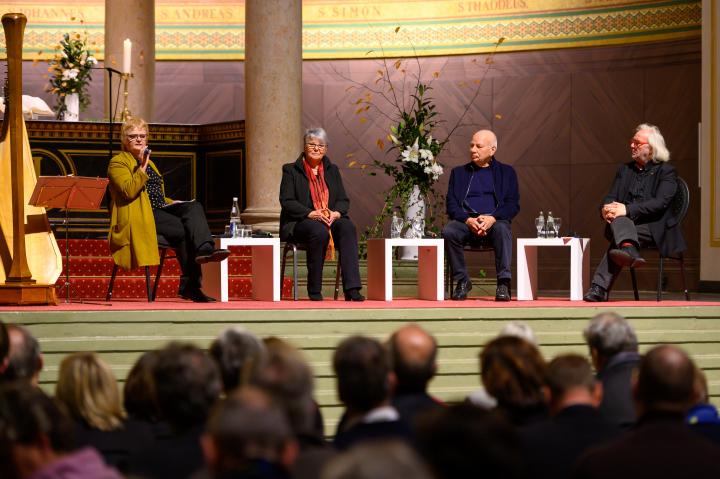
left=602, top=161, right=686, bottom=256
left=279, top=155, right=350, bottom=241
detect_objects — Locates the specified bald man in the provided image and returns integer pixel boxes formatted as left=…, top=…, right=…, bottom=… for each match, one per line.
left=443, top=130, right=520, bottom=301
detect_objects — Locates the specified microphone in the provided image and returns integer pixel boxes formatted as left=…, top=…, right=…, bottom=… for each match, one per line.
left=143, top=147, right=151, bottom=158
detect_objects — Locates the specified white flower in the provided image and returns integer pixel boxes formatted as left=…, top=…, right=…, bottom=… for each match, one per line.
left=423, top=162, right=444, bottom=181
left=401, top=138, right=420, bottom=164
left=62, top=68, right=79, bottom=80
left=418, top=148, right=434, bottom=165
left=86, top=56, right=97, bottom=65
left=61, top=51, right=67, bottom=58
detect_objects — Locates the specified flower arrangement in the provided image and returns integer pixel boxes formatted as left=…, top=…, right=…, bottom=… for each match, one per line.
left=46, top=31, right=96, bottom=119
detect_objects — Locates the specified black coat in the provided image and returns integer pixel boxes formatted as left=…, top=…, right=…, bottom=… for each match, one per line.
left=279, top=155, right=351, bottom=241
left=602, top=161, right=686, bottom=256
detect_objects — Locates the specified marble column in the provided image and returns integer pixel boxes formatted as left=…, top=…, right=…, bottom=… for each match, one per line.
left=243, top=0, right=302, bottom=232
left=104, top=0, right=155, bottom=121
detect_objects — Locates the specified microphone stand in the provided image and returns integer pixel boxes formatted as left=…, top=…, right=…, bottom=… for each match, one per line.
left=91, top=66, right=123, bottom=162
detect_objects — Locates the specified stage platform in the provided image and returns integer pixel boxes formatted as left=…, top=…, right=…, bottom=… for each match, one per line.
left=2, top=296, right=719, bottom=434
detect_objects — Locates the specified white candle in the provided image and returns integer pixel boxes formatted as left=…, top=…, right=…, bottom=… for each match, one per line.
left=123, top=39, right=132, bottom=74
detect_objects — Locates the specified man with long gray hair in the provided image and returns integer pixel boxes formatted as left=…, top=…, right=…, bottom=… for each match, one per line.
left=584, top=123, right=686, bottom=302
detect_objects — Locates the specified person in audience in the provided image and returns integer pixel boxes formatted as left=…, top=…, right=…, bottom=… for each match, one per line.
left=279, top=127, right=364, bottom=301
left=321, top=440, right=433, bottom=479
left=573, top=345, right=720, bottom=478
left=387, top=324, right=444, bottom=425
left=332, top=335, right=412, bottom=450
left=129, top=342, right=222, bottom=479
left=584, top=123, right=686, bottom=302
left=687, top=365, right=720, bottom=444
left=55, top=352, right=154, bottom=473
left=0, top=381, right=123, bottom=479
left=443, top=129, right=520, bottom=301
left=107, top=117, right=230, bottom=303
left=201, top=394, right=298, bottom=479
left=210, top=326, right=267, bottom=393
left=0, top=320, right=10, bottom=377
left=480, top=335, right=548, bottom=426
left=583, top=311, right=640, bottom=428
left=3, top=324, right=43, bottom=385
left=124, top=350, right=161, bottom=423
left=521, top=354, right=620, bottom=479
left=416, top=402, right=525, bottom=479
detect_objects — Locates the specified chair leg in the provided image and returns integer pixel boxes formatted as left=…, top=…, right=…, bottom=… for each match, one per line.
left=106, top=264, right=119, bottom=301
left=334, top=261, right=341, bottom=300
left=630, top=267, right=639, bottom=301
left=280, top=245, right=288, bottom=300
left=153, top=248, right=168, bottom=301
left=678, top=253, right=690, bottom=301
left=447, top=261, right=453, bottom=297
left=292, top=245, right=298, bottom=301
left=145, top=266, right=152, bottom=302
left=657, top=257, right=664, bottom=302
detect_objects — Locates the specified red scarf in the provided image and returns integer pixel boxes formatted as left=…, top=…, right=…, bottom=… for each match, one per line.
left=303, top=158, right=335, bottom=260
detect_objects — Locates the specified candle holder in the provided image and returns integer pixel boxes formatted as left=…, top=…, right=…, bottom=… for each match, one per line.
left=120, top=73, right=134, bottom=121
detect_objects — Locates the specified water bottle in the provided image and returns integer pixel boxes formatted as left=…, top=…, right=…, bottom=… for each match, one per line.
left=390, top=211, right=403, bottom=239
left=546, top=211, right=555, bottom=238
left=535, top=211, right=545, bottom=238
left=230, top=197, right=241, bottom=237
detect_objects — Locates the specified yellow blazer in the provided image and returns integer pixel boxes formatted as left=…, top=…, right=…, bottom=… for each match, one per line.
left=107, top=151, right=172, bottom=269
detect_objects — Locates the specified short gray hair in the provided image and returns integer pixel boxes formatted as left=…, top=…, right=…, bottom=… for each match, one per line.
left=637, top=123, right=670, bottom=162
left=209, top=327, right=266, bottom=392
left=499, top=321, right=537, bottom=345
left=583, top=311, right=638, bottom=358
left=304, top=127, right=329, bottom=146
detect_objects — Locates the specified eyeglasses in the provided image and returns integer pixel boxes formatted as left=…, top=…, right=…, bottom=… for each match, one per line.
left=630, top=139, right=648, bottom=147
left=126, top=134, right=147, bottom=141
left=306, top=143, right=327, bottom=150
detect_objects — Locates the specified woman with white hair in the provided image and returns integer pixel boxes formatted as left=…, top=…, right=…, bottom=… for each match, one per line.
left=279, top=127, right=364, bottom=301
left=584, top=123, right=687, bottom=302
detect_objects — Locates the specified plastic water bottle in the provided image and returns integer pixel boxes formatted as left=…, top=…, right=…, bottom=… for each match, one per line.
left=535, top=211, right=545, bottom=238
left=390, top=211, right=403, bottom=238
left=546, top=211, right=555, bottom=238
left=230, top=197, right=241, bottom=237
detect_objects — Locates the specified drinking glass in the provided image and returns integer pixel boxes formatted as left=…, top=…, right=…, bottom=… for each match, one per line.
left=553, top=217, right=562, bottom=238
left=224, top=225, right=232, bottom=238
left=535, top=218, right=545, bottom=238
left=239, top=225, right=252, bottom=238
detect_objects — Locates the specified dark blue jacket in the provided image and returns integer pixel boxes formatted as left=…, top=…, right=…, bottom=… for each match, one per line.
left=446, top=157, right=520, bottom=223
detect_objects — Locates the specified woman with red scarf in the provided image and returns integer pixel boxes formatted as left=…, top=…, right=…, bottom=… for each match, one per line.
left=280, top=128, right=364, bottom=301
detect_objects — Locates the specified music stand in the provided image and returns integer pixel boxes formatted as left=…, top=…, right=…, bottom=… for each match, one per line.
left=29, top=176, right=109, bottom=302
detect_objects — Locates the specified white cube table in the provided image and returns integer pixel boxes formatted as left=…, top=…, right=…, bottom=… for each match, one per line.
left=366, top=238, right=444, bottom=301
left=201, top=237, right=280, bottom=302
left=516, top=237, right=590, bottom=301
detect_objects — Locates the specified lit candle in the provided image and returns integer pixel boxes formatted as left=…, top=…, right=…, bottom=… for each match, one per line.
left=123, top=39, right=132, bottom=74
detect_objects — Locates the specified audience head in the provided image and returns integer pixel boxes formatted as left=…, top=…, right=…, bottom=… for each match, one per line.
left=0, top=382, right=75, bottom=479
left=256, top=337, right=319, bottom=439
left=692, top=365, right=710, bottom=405
left=209, top=326, right=266, bottom=393
left=333, top=335, right=393, bottom=413
left=388, top=323, right=437, bottom=394
left=545, top=354, right=602, bottom=413
left=153, top=342, right=222, bottom=430
left=0, top=321, right=9, bottom=377
left=55, top=352, right=125, bottom=431
left=635, top=344, right=696, bottom=415
left=3, top=324, right=43, bottom=385
left=321, top=440, right=432, bottom=479
left=480, top=336, right=547, bottom=413
left=416, top=403, right=524, bottom=479
left=499, top=321, right=538, bottom=345
left=124, top=350, right=161, bottom=422
left=201, top=391, right=297, bottom=477
left=583, top=311, right=638, bottom=369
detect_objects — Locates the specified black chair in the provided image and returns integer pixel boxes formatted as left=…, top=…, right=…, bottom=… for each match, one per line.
left=280, top=242, right=341, bottom=301
left=106, top=234, right=175, bottom=302
left=446, top=243, right=495, bottom=297
left=628, top=177, right=690, bottom=301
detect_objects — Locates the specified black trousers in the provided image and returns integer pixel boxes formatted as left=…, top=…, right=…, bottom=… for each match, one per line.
left=591, top=216, right=653, bottom=290
left=153, top=201, right=214, bottom=294
left=290, top=217, right=362, bottom=295
left=442, top=219, right=513, bottom=283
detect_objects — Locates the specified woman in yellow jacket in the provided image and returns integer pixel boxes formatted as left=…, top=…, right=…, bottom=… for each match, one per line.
left=107, top=118, right=229, bottom=302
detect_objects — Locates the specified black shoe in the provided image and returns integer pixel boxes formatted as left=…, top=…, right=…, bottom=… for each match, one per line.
left=308, top=292, right=324, bottom=301
left=195, top=248, right=231, bottom=264
left=179, top=289, right=217, bottom=303
left=344, top=288, right=365, bottom=302
left=583, top=283, right=608, bottom=302
left=495, top=283, right=511, bottom=302
left=609, top=245, right=646, bottom=268
left=451, top=279, right=472, bottom=300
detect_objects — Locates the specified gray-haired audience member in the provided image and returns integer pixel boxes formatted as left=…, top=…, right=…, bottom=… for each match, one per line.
left=583, top=311, right=640, bottom=428
left=321, top=440, right=432, bottom=479
left=209, top=326, right=266, bottom=393
left=521, top=354, right=620, bottom=479
left=0, top=381, right=123, bottom=479
left=3, top=324, right=43, bottom=385
left=573, top=345, right=720, bottom=479
left=388, top=324, right=443, bottom=425
left=201, top=393, right=297, bottom=479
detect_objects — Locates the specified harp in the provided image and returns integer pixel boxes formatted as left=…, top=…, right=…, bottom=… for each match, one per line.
left=0, top=13, right=61, bottom=305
